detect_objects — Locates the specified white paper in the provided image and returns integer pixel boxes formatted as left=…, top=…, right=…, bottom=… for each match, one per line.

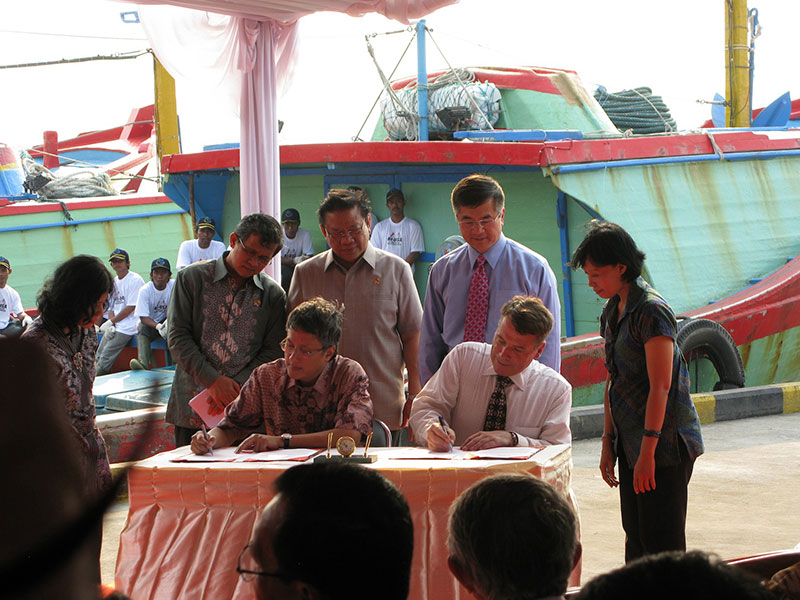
left=170, top=447, right=321, bottom=463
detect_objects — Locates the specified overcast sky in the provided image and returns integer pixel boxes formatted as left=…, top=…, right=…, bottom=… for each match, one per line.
left=2, top=0, right=798, bottom=152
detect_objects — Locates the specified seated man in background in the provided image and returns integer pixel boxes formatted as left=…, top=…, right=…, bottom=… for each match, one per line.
left=176, top=216, right=226, bottom=270
left=371, top=189, right=425, bottom=272
left=191, top=297, right=372, bottom=454
left=409, top=295, right=571, bottom=451
left=448, top=474, right=581, bottom=600
left=279, top=208, right=314, bottom=293
left=240, top=461, right=413, bottom=600
left=0, top=256, right=32, bottom=337
left=96, top=248, right=144, bottom=375
left=130, top=258, right=174, bottom=370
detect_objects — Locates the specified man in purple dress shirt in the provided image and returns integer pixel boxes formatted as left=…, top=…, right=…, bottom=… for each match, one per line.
left=419, top=174, right=561, bottom=385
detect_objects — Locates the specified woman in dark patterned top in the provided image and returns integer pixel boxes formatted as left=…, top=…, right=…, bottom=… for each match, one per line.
left=23, top=255, right=114, bottom=580
left=572, top=221, right=704, bottom=562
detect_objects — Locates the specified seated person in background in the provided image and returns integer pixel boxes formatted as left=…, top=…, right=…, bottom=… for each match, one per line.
left=371, top=189, right=425, bottom=272
left=96, top=248, right=144, bottom=376
left=240, top=461, right=413, bottom=600
left=448, top=474, right=581, bottom=600
left=176, top=216, right=226, bottom=270
left=409, top=295, right=571, bottom=451
left=0, top=256, right=32, bottom=337
left=574, top=550, right=779, bottom=600
left=191, top=297, right=372, bottom=454
left=130, top=258, right=174, bottom=370
left=279, top=208, right=314, bottom=293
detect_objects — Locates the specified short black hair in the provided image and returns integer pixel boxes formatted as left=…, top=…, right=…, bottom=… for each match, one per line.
left=234, top=213, right=283, bottom=255
left=318, top=189, right=371, bottom=226
left=270, top=462, right=413, bottom=600
left=451, top=174, right=505, bottom=213
left=36, top=255, right=115, bottom=333
left=571, top=220, right=645, bottom=282
left=575, top=551, right=777, bottom=600
left=286, top=297, right=343, bottom=350
left=448, top=474, right=578, bottom=599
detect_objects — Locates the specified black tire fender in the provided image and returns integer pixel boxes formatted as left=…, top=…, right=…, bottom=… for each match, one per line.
left=676, top=318, right=745, bottom=390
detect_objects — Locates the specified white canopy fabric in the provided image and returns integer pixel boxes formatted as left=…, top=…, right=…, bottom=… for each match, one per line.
left=128, top=0, right=456, bottom=281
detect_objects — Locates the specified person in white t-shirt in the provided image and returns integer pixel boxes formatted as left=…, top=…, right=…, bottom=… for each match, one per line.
left=280, top=208, right=315, bottom=293
left=371, top=189, right=425, bottom=273
left=0, top=256, right=31, bottom=337
left=96, top=248, right=145, bottom=375
left=130, top=257, right=175, bottom=370
left=176, top=216, right=226, bottom=270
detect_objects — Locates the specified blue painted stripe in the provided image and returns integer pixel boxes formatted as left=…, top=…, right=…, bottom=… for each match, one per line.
left=0, top=209, right=186, bottom=233
left=550, top=148, right=800, bottom=174
left=556, top=191, right=575, bottom=337
left=454, top=129, right=584, bottom=141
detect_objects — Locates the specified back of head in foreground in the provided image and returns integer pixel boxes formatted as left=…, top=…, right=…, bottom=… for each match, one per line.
left=0, top=337, right=101, bottom=599
left=574, top=550, right=779, bottom=600
left=254, top=461, right=413, bottom=600
left=448, top=473, right=580, bottom=600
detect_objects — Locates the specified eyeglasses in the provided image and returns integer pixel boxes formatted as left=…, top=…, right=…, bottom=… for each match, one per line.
left=280, top=338, right=326, bottom=358
left=324, top=222, right=366, bottom=242
left=237, top=545, right=289, bottom=582
left=458, top=213, right=503, bottom=230
left=238, top=236, right=273, bottom=265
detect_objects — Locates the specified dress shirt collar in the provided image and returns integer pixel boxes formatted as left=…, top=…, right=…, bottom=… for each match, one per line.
left=479, top=341, right=526, bottom=391
left=324, top=242, right=377, bottom=272
left=607, top=276, right=648, bottom=322
left=284, top=355, right=337, bottom=398
left=213, top=251, right=265, bottom=290
left=466, top=233, right=508, bottom=269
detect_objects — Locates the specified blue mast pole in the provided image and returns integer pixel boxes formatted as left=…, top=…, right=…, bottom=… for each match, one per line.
left=416, top=19, right=429, bottom=141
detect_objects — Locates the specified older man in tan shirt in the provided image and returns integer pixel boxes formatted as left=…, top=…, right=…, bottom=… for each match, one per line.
left=288, top=189, right=422, bottom=434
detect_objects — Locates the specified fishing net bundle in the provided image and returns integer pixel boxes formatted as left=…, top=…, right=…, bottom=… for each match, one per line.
left=594, top=86, right=677, bottom=134
left=381, top=68, right=501, bottom=140
left=20, top=153, right=116, bottom=200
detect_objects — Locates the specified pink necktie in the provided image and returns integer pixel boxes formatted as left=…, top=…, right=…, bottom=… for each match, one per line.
left=463, top=255, right=489, bottom=342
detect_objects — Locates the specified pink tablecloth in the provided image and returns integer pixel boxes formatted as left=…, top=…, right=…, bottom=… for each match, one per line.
left=116, top=445, right=575, bottom=599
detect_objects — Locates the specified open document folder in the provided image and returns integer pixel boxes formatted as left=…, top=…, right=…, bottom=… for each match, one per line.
left=188, top=388, right=223, bottom=429
left=376, top=446, right=543, bottom=460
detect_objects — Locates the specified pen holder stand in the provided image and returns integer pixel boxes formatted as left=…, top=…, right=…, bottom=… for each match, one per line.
left=314, top=455, right=377, bottom=464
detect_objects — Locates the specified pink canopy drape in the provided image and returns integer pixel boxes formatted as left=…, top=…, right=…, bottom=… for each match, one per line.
left=126, top=0, right=457, bottom=280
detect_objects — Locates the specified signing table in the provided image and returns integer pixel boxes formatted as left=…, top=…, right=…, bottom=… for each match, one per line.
left=116, top=444, right=575, bottom=600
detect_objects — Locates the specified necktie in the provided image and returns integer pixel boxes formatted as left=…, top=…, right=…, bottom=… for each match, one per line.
left=463, top=255, right=489, bottom=342
left=484, top=375, right=513, bottom=431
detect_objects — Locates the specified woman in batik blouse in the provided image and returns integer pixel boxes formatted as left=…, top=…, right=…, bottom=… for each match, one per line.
left=572, top=221, right=704, bottom=562
left=23, top=254, right=114, bottom=580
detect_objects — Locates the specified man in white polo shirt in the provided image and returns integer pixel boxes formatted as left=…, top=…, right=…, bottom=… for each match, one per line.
left=130, top=257, right=174, bottom=370
left=96, top=248, right=144, bottom=375
left=371, top=189, right=425, bottom=273
left=0, top=256, right=31, bottom=337
left=280, top=208, right=314, bottom=293
left=176, top=216, right=226, bottom=270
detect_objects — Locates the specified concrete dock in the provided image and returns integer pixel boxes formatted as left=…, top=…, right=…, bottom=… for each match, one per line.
left=101, top=411, right=800, bottom=588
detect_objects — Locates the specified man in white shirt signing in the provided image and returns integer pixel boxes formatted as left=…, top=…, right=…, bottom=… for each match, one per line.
left=409, top=295, right=571, bottom=451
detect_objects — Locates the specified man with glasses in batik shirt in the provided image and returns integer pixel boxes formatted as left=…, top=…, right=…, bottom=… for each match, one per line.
left=167, top=213, right=286, bottom=447
left=288, top=189, right=422, bottom=439
left=190, top=297, right=372, bottom=454
left=419, top=174, right=561, bottom=386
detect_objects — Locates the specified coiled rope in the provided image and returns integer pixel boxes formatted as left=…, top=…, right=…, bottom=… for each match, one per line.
left=594, top=86, right=677, bottom=134
left=21, top=154, right=116, bottom=200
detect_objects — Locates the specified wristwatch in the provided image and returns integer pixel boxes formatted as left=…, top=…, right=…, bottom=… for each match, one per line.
left=281, top=433, right=292, bottom=449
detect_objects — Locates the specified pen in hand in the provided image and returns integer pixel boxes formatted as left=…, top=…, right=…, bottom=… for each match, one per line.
left=438, top=416, right=453, bottom=452
left=200, top=422, right=213, bottom=456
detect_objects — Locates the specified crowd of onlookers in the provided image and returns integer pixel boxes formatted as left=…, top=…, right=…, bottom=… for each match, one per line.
left=2, top=175, right=798, bottom=599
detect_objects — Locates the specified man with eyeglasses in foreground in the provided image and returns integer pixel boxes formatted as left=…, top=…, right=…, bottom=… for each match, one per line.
left=190, top=297, right=372, bottom=454
left=419, top=174, right=561, bottom=386
left=167, top=213, right=286, bottom=447
left=288, top=189, right=422, bottom=442
left=238, top=461, right=413, bottom=600
left=410, top=296, right=571, bottom=451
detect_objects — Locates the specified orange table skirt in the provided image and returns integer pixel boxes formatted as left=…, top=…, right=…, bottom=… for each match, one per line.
left=116, top=445, right=576, bottom=599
